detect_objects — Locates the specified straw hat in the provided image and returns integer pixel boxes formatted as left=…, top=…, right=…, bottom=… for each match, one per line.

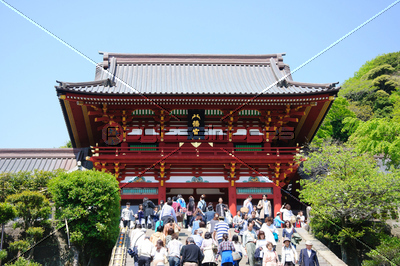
left=305, top=240, right=313, bottom=246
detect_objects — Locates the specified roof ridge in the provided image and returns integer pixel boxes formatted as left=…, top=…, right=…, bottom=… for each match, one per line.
left=101, top=53, right=286, bottom=69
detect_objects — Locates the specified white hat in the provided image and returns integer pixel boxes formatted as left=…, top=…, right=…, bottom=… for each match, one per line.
left=305, top=240, right=313, bottom=246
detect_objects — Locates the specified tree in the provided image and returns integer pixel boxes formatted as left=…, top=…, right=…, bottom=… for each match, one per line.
left=362, top=235, right=400, bottom=266
left=48, top=170, right=120, bottom=264
left=59, top=140, right=72, bottom=148
left=0, top=202, right=17, bottom=253
left=0, top=170, right=59, bottom=202
left=314, top=97, right=356, bottom=143
left=6, top=191, right=51, bottom=231
left=4, top=257, right=42, bottom=266
left=348, top=118, right=400, bottom=168
left=299, top=142, right=400, bottom=265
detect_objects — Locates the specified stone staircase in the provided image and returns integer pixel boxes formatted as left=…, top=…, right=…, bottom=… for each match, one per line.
left=124, top=227, right=347, bottom=266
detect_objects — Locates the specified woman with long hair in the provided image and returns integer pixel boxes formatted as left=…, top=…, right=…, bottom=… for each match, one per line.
left=232, top=235, right=245, bottom=266
left=201, top=231, right=218, bottom=266
left=187, top=196, right=196, bottom=228
left=153, top=239, right=168, bottom=266
left=136, top=204, right=145, bottom=226
left=282, top=220, right=297, bottom=248
left=217, top=233, right=235, bottom=266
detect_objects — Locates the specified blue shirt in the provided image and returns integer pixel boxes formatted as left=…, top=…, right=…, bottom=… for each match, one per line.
left=274, top=216, right=284, bottom=228
left=192, top=234, right=203, bottom=247
left=177, top=198, right=186, bottom=208
left=160, top=204, right=177, bottom=223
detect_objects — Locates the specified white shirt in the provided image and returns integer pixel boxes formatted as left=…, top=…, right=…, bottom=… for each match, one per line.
left=280, top=207, right=293, bottom=221
left=130, top=231, right=146, bottom=249
left=121, top=207, right=134, bottom=220
left=138, top=238, right=156, bottom=258
left=307, top=249, right=312, bottom=257
left=260, top=224, right=277, bottom=245
left=154, top=247, right=167, bottom=265
left=167, top=239, right=183, bottom=257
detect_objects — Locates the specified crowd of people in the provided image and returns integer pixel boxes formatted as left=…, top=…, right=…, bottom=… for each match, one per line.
left=123, top=195, right=320, bottom=266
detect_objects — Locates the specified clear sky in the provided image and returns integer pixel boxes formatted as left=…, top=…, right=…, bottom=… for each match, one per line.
left=0, top=0, right=399, bottom=149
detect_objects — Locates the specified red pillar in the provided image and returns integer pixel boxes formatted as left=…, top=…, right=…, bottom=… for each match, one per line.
left=228, top=180, right=237, bottom=215
left=159, top=182, right=166, bottom=204
left=273, top=184, right=282, bottom=217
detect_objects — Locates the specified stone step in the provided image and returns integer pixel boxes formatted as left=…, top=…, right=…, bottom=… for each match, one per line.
left=123, top=227, right=346, bottom=266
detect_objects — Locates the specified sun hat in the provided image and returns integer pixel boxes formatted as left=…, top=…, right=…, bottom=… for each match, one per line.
left=305, top=240, right=313, bottom=246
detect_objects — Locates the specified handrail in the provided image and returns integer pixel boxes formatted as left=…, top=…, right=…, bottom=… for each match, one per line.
left=108, top=228, right=128, bottom=266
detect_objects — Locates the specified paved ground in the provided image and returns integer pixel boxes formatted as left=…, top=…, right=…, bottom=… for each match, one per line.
left=125, top=227, right=346, bottom=266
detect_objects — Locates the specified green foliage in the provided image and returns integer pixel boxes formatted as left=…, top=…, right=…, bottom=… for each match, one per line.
left=362, top=64, right=395, bottom=80
left=351, top=52, right=400, bottom=81
left=341, top=117, right=361, bottom=137
left=59, top=140, right=72, bottom=148
left=316, top=52, right=400, bottom=144
left=372, top=75, right=398, bottom=93
left=348, top=118, right=400, bottom=168
left=339, top=79, right=375, bottom=102
left=8, top=240, right=30, bottom=253
left=0, top=249, right=7, bottom=261
left=48, top=170, right=120, bottom=256
left=4, top=257, right=42, bottom=266
left=363, top=235, right=400, bottom=266
left=26, top=227, right=44, bottom=243
left=6, top=191, right=51, bottom=230
left=300, top=143, right=400, bottom=251
left=348, top=102, right=373, bottom=121
left=0, top=170, right=60, bottom=202
left=0, top=202, right=17, bottom=224
left=314, top=97, right=356, bottom=144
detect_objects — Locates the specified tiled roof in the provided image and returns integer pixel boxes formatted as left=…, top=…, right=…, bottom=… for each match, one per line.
left=0, top=149, right=79, bottom=173
left=55, top=53, right=339, bottom=96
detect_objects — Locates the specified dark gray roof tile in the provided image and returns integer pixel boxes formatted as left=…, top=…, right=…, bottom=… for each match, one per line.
left=56, top=53, right=338, bottom=96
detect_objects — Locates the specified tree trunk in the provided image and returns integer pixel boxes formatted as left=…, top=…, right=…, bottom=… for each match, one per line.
left=340, top=243, right=348, bottom=264
left=0, top=223, right=4, bottom=250
left=71, top=246, right=79, bottom=266
left=341, top=240, right=361, bottom=266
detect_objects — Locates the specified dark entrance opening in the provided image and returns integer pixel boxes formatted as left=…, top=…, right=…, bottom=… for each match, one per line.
left=166, top=187, right=228, bottom=210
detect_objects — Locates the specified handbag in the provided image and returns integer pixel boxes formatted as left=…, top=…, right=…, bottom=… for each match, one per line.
left=291, top=232, right=302, bottom=245
left=232, top=251, right=242, bottom=261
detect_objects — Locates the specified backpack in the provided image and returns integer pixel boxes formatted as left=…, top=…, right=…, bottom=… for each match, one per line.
left=199, top=200, right=206, bottom=212
left=155, top=220, right=164, bottom=230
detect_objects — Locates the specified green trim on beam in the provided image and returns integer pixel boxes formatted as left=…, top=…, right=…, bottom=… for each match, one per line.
left=205, top=109, right=223, bottom=116
left=235, top=144, right=262, bottom=151
left=121, top=188, right=158, bottom=194
left=237, top=188, right=273, bottom=194
left=239, top=110, right=261, bottom=116
left=129, top=144, right=157, bottom=151
left=132, top=109, right=155, bottom=115
left=170, top=109, right=188, bottom=115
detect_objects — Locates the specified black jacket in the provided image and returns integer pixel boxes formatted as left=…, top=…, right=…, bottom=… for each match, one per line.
left=144, top=200, right=156, bottom=217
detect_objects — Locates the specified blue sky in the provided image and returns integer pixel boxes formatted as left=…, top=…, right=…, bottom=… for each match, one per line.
left=0, top=0, right=399, bottom=148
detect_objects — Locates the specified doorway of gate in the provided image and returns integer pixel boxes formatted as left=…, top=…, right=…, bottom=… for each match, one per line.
left=166, top=186, right=229, bottom=210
